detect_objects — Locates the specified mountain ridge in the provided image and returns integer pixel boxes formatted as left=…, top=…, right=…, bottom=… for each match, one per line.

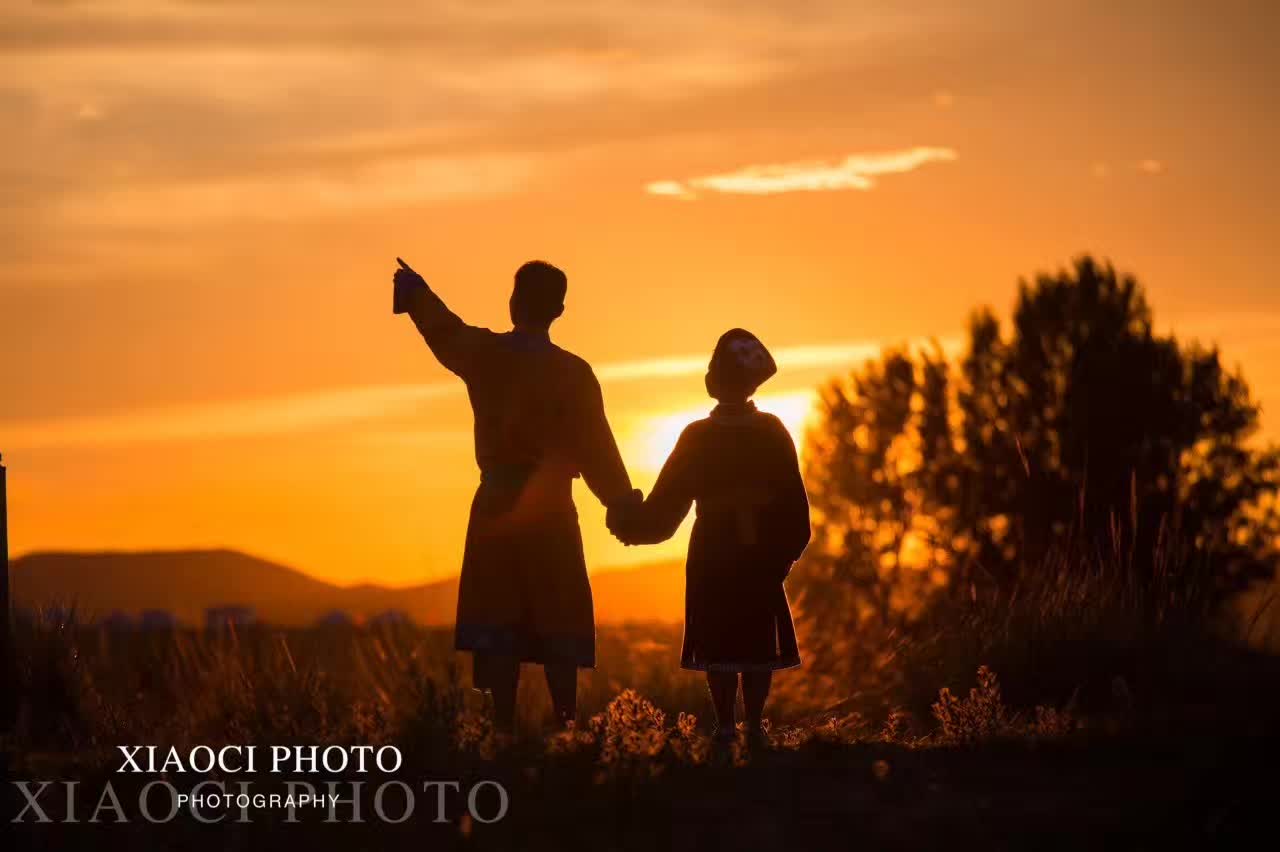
left=10, top=548, right=684, bottom=626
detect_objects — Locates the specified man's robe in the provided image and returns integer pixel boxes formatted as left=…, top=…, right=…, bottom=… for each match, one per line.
left=405, top=283, right=632, bottom=669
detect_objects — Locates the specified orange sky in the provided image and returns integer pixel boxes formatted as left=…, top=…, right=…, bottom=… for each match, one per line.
left=3, top=1, right=1279, bottom=586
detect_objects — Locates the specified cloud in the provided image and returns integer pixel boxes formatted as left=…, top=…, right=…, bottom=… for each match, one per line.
left=2, top=337, right=961, bottom=451
left=52, top=153, right=535, bottom=226
left=0, top=0, right=949, bottom=240
left=595, top=338, right=959, bottom=382
left=642, top=180, right=698, bottom=201
left=1137, top=159, right=1166, bottom=175
left=646, top=147, right=958, bottom=199
left=0, top=383, right=460, bottom=451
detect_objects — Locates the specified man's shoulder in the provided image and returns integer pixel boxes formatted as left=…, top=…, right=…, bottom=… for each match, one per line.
left=548, top=345, right=600, bottom=383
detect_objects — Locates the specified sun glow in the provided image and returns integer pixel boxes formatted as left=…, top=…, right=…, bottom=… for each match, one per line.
left=628, top=390, right=818, bottom=474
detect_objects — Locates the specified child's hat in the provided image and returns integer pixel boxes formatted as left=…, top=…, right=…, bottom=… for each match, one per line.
left=707, top=328, right=777, bottom=398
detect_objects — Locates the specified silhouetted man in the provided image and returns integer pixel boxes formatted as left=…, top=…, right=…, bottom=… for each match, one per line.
left=393, top=258, right=636, bottom=730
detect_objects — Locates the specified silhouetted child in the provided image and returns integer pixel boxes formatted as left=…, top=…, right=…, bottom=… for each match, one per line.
left=608, top=329, right=811, bottom=743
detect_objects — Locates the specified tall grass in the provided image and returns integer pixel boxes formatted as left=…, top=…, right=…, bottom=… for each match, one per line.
left=6, top=530, right=1277, bottom=770
left=8, top=557, right=1280, bottom=852
left=6, top=613, right=722, bottom=757
left=781, top=522, right=1280, bottom=739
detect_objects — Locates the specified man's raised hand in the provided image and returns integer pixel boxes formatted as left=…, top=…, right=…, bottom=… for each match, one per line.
left=392, top=257, right=425, bottom=314
left=394, top=257, right=425, bottom=286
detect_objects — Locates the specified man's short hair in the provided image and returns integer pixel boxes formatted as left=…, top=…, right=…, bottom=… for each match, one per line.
left=512, top=260, right=567, bottom=324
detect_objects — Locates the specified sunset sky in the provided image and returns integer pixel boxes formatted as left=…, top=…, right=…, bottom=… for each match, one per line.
left=2, top=0, right=1278, bottom=587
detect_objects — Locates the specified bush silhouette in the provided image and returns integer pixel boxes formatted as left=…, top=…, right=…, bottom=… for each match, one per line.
left=794, top=256, right=1280, bottom=689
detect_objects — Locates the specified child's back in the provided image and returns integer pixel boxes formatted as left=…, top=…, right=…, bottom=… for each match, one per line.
left=608, top=328, right=812, bottom=739
left=616, top=399, right=810, bottom=673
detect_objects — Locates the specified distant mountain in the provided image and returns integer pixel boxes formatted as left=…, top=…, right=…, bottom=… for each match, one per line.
left=9, top=549, right=684, bottom=627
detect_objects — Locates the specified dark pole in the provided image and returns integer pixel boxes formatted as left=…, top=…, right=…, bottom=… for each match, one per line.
left=1, top=451, right=10, bottom=728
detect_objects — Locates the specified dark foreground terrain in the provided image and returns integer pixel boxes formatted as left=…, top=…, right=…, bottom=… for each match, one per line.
left=7, top=719, right=1276, bottom=850
left=4, top=613, right=1278, bottom=851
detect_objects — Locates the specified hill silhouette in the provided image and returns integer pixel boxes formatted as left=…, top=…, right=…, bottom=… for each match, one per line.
left=10, top=549, right=684, bottom=627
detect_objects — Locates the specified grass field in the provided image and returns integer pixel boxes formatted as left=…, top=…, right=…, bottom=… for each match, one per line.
left=6, top=564, right=1279, bottom=851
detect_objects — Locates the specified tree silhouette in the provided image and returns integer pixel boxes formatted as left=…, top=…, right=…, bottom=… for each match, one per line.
left=795, top=257, right=1280, bottom=685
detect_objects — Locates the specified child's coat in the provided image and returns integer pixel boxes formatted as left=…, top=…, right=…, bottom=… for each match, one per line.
left=617, top=401, right=811, bottom=671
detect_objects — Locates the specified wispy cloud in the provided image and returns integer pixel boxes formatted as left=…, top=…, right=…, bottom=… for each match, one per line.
left=53, top=153, right=534, bottom=226
left=1090, top=159, right=1168, bottom=180
left=596, top=339, right=956, bottom=382
left=641, top=180, right=698, bottom=202
left=0, top=384, right=460, bottom=451
left=645, top=146, right=958, bottom=200
left=0, top=0, right=926, bottom=233
left=4, top=337, right=958, bottom=451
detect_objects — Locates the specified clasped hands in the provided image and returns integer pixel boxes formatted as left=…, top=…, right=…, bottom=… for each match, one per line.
left=606, top=488, right=645, bottom=546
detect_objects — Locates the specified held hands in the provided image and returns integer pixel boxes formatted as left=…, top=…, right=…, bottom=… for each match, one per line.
left=606, top=488, right=644, bottom=546
left=392, top=257, right=426, bottom=314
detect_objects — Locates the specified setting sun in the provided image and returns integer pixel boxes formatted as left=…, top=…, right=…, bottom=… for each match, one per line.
left=629, top=391, right=819, bottom=475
